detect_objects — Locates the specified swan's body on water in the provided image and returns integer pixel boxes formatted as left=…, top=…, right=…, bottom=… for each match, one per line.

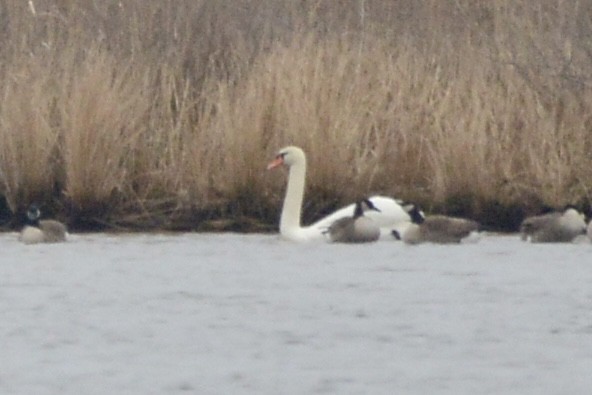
left=267, top=146, right=411, bottom=242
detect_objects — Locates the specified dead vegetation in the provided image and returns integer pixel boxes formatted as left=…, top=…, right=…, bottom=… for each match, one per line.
left=0, top=0, right=591, bottom=231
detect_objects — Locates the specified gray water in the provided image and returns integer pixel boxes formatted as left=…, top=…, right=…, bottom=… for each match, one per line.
left=1, top=232, right=592, bottom=394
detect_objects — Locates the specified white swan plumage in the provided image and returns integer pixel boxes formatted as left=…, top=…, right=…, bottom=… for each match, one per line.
left=267, top=146, right=411, bottom=241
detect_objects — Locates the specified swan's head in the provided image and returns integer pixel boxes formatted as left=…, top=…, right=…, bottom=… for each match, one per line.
left=267, top=146, right=305, bottom=170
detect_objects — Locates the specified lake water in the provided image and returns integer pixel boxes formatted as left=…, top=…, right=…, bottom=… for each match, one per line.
left=1, top=232, right=592, bottom=394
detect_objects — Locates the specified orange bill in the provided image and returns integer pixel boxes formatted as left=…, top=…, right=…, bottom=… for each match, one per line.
left=267, top=156, right=284, bottom=170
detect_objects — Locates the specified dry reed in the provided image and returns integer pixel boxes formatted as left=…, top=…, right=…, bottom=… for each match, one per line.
left=0, top=0, right=591, bottom=231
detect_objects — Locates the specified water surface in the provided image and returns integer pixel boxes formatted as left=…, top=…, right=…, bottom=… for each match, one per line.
left=1, top=232, right=592, bottom=394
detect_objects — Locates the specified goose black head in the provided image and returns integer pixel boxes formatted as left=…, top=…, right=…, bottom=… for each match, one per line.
left=354, top=198, right=381, bottom=218
left=25, top=204, right=41, bottom=225
left=403, top=204, right=425, bottom=224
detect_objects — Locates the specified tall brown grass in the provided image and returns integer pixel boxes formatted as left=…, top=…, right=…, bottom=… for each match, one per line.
left=0, top=0, right=591, bottom=231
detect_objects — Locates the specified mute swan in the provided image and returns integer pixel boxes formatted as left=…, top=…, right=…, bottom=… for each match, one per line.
left=19, top=204, right=67, bottom=244
left=267, top=146, right=411, bottom=241
left=520, top=207, right=586, bottom=243
left=325, top=199, right=381, bottom=243
left=393, top=205, right=480, bottom=244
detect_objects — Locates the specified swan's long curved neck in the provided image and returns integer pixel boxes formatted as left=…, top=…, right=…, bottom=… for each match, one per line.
left=280, top=158, right=306, bottom=234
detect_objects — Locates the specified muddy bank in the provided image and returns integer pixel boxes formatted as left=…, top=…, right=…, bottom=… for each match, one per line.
left=2, top=193, right=586, bottom=234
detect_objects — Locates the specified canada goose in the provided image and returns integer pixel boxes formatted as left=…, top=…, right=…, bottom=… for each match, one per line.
left=520, top=207, right=586, bottom=243
left=393, top=205, right=480, bottom=244
left=267, top=146, right=411, bottom=241
left=19, top=204, right=67, bottom=244
left=325, top=199, right=381, bottom=243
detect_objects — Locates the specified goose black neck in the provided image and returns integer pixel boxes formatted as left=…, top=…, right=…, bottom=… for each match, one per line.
left=25, top=216, right=40, bottom=227
left=409, top=206, right=425, bottom=224
left=353, top=202, right=364, bottom=218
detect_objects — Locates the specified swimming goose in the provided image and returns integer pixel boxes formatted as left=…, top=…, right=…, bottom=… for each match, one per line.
left=19, top=204, right=67, bottom=244
left=393, top=205, right=480, bottom=244
left=267, top=146, right=411, bottom=241
left=325, top=199, right=381, bottom=243
left=520, top=207, right=586, bottom=243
